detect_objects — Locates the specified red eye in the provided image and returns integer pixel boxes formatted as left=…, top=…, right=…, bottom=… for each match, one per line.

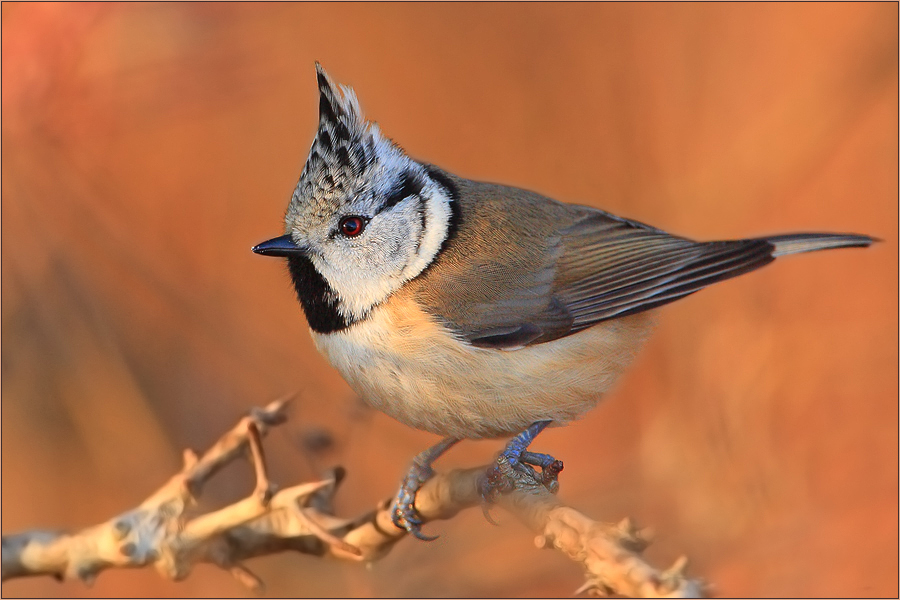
left=339, top=216, right=365, bottom=237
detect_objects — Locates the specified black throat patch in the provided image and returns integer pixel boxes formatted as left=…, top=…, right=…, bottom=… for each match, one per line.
left=286, top=255, right=353, bottom=334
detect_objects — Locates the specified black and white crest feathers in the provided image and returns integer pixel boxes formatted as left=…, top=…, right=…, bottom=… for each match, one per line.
left=287, top=63, right=425, bottom=232
left=291, top=65, right=383, bottom=218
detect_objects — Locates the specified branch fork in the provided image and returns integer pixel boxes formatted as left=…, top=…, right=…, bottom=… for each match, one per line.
left=2, top=400, right=705, bottom=597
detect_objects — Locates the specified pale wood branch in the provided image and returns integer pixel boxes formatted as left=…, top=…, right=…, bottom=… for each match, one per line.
left=1, top=402, right=705, bottom=597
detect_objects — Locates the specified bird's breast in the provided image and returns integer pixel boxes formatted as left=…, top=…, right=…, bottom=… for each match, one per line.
left=311, top=291, right=654, bottom=439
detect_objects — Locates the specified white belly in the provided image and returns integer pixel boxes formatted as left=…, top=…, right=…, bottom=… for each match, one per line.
left=312, top=294, right=653, bottom=439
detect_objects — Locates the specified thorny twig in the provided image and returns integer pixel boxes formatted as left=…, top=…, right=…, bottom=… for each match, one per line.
left=1, top=401, right=705, bottom=597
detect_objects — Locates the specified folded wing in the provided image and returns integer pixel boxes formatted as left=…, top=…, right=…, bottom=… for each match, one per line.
left=466, top=210, right=872, bottom=348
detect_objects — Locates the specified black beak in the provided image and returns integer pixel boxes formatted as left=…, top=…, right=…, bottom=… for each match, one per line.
left=252, top=235, right=307, bottom=257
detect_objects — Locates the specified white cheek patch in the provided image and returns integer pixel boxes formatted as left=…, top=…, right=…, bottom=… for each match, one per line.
left=313, top=182, right=453, bottom=322
left=310, top=250, right=393, bottom=321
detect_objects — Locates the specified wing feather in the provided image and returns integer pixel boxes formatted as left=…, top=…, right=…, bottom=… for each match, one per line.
left=554, top=214, right=776, bottom=330
left=406, top=169, right=872, bottom=350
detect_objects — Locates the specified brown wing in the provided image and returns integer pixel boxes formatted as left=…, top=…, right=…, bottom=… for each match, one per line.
left=407, top=168, right=779, bottom=349
left=552, top=213, right=775, bottom=332
left=404, top=170, right=577, bottom=348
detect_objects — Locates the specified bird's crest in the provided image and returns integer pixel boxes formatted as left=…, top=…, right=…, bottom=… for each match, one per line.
left=291, top=64, right=409, bottom=219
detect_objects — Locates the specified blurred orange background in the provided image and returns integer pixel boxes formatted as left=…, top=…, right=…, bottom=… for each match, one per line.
left=2, top=3, right=897, bottom=597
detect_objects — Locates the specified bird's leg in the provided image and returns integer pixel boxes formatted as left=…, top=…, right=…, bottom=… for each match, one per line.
left=479, top=420, right=564, bottom=519
left=391, top=436, right=459, bottom=540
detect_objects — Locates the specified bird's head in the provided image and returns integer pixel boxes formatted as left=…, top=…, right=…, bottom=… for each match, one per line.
left=253, top=64, right=454, bottom=332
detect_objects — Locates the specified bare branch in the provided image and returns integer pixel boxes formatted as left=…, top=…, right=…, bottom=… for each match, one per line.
left=1, top=401, right=705, bottom=597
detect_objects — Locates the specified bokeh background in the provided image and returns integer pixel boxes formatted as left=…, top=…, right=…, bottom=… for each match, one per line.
left=2, top=3, right=897, bottom=597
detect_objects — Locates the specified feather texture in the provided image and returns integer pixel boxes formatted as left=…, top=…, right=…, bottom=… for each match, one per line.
left=407, top=167, right=875, bottom=349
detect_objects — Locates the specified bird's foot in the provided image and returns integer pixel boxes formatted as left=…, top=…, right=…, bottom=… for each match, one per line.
left=390, top=437, right=458, bottom=541
left=391, top=462, right=438, bottom=541
left=478, top=421, right=564, bottom=522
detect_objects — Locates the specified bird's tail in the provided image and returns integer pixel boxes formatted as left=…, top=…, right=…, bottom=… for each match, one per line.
left=762, top=233, right=877, bottom=257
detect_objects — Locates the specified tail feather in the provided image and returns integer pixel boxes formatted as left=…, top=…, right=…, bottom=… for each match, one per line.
left=762, top=233, right=877, bottom=257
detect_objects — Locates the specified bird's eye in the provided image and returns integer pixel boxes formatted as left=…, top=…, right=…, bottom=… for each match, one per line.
left=339, top=216, right=366, bottom=237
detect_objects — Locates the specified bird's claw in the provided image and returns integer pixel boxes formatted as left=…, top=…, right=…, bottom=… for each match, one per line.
left=391, top=500, right=439, bottom=541
left=390, top=462, right=439, bottom=540
left=478, top=461, right=511, bottom=525
left=481, top=502, right=501, bottom=526
left=478, top=432, right=564, bottom=523
left=533, top=456, right=564, bottom=493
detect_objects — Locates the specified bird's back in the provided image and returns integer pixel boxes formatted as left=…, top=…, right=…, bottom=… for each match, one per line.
left=406, top=165, right=872, bottom=351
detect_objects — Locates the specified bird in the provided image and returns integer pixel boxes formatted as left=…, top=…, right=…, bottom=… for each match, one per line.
left=253, top=64, right=875, bottom=539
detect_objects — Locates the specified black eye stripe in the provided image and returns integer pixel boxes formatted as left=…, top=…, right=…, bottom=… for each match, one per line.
left=379, top=170, right=425, bottom=212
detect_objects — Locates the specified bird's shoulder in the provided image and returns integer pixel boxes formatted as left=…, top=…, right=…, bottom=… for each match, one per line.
left=400, top=168, right=610, bottom=348
left=398, top=167, right=779, bottom=350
